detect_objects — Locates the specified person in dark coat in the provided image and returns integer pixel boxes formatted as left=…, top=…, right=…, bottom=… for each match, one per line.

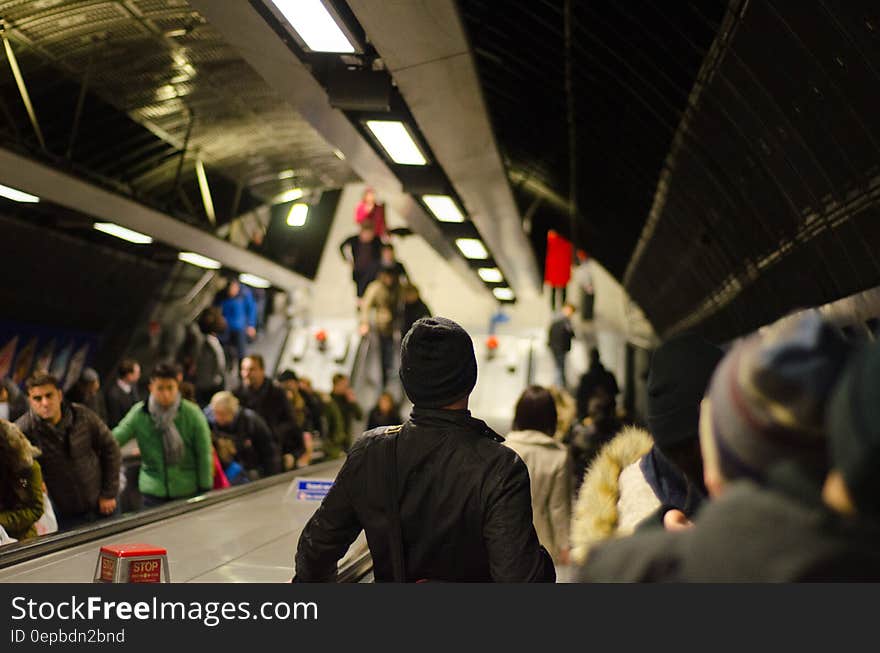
left=205, top=391, right=280, bottom=481
left=576, top=348, right=619, bottom=420
left=366, top=392, right=402, bottom=431
left=104, top=359, right=142, bottom=429
left=236, top=355, right=303, bottom=471
left=576, top=311, right=878, bottom=581
left=294, top=316, right=555, bottom=582
left=339, top=220, right=383, bottom=300
left=401, top=284, right=431, bottom=339
left=66, top=368, right=108, bottom=425
left=548, top=303, right=575, bottom=388
left=16, top=372, right=121, bottom=531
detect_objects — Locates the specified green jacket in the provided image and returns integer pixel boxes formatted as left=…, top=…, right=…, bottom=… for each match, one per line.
left=0, top=461, right=44, bottom=540
left=113, top=400, right=213, bottom=499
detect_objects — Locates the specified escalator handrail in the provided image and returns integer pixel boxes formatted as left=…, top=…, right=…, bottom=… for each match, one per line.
left=0, top=460, right=342, bottom=570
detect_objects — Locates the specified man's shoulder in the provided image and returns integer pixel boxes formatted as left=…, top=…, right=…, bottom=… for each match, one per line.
left=70, top=402, right=107, bottom=429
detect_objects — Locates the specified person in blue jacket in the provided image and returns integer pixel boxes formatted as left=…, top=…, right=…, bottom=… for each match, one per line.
left=216, top=277, right=257, bottom=363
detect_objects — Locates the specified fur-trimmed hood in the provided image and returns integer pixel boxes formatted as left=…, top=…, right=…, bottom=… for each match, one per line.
left=570, top=426, right=655, bottom=565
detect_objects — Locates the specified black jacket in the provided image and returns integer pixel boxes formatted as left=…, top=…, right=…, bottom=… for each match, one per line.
left=402, top=299, right=431, bottom=338
left=366, top=407, right=402, bottom=431
left=236, top=380, right=304, bottom=457
left=576, top=365, right=619, bottom=419
left=206, top=407, right=280, bottom=478
left=548, top=316, right=573, bottom=355
left=294, top=408, right=555, bottom=582
left=16, top=403, right=121, bottom=517
left=577, top=465, right=880, bottom=582
left=105, top=381, right=140, bottom=429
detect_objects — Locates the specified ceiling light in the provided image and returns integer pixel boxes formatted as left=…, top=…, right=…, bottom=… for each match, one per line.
left=277, top=169, right=295, bottom=180
left=422, top=195, right=465, bottom=223
left=164, top=28, right=189, bottom=38
left=274, top=187, right=304, bottom=204
left=239, top=273, right=271, bottom=289
left=93, top=222, right=153, bottom=244
left=0, top=183, right=39, bottom=203
left=333, top=149, right=345, bottom=160
left=493, top=287, right=515, bottom=301
left=270, top=0, right=356, bottom=53
left=178, top=252, right=221, bottom=269
left=287, top=203, right=309, bottom=227
left=365, top=120, right=427, bottom=166
left=455, top=238, right=488, bottom=260
left=478, top=267, right=503, bottom=283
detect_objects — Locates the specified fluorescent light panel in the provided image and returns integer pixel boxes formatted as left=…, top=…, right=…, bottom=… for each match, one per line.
left=274, top=187, right=304, bottom=204
left=270, top=0, right=355, bottom=53
left=287, top=203, right=309, bottom=227
left=493, top=287, right=515, bottom=301
left=0, top=183, right=39, bottom=203
left=239, top=273, right=271, bottom=289
left=422, top=195, right=465, bottom=223
left=178, top=252, right=221, bottom=269
left=365, top=120, right=427, bottom=166
left=93, top=222, right=153, bottom=244
left=478, top=267, right=503, bottom=283
left=455, top=238, right=488, bottom=260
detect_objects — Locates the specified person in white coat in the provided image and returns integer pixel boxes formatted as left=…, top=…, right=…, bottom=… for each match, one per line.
left=504, top=385, right=572, bottom=565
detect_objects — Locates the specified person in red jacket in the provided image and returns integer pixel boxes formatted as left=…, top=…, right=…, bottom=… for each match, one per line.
left=544, top=230, right=573, bottom=311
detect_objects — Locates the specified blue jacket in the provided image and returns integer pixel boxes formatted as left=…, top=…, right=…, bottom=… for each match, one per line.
left=218, top=286, right=257, bottom=332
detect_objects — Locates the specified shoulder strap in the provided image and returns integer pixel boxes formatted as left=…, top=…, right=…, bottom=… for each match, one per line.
left=383, top=424, right=406, bottom=582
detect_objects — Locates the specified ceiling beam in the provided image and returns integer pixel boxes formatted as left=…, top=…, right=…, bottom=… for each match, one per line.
left=347, top=0, right=542, bottom=299
left=188, top=0, right=490, bottom=298
left=0, top=146, right=309, bottom=293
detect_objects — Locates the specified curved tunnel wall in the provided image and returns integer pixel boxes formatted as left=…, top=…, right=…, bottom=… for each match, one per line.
left=625, top=1, right=880, bottom=342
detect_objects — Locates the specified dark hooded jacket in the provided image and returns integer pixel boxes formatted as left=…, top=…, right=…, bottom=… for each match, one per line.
left=294, top=407, right=556, bottom=582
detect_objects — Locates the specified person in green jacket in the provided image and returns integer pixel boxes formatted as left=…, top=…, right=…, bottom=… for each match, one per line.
left=0, top=419, right=44, bottom=541
left=113, top=363, right=213, bottom=507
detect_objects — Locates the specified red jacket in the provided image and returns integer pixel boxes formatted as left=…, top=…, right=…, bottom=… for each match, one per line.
left=544, top=231, right=572, bottom=288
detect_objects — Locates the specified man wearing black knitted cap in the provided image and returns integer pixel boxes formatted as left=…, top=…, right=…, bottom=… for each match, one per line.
left=293, top=317, right=555, bottom=582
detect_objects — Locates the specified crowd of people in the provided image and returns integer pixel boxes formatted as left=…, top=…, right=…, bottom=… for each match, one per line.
left=293, top=310, right=880, bottom=581
left=0, top=304, right=410, bottom=544
left=340, top=196, right=432, bottom=394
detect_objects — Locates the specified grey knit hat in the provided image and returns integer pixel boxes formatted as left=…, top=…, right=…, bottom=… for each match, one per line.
left=707, top=310, right=850, bottom=483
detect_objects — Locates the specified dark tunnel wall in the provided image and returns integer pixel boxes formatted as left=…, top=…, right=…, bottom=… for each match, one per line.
left=625, top=1, right=880, bottom=341
left=0, top=213, right=174, bottom=376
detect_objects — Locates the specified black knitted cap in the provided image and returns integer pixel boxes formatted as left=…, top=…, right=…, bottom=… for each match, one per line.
left=647, top=333, right=724, bottom=450
left=399, top=317, right=477, bottom=408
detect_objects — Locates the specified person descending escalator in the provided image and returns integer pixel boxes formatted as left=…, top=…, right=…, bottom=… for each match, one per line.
left=360, top=265, right=405, bottom=390
left=104, top=359, right=142, bottom=429
left=0, top=419, right=44, bottom=542
left=340, top=219, right=383, bottom=304
left=576, top=349, right=619, bottom=421
left=293, top=317, right=555, bottom=582
left=367, top=392, right=402, bottom=431
left=401, top=285, right=431, bottom=340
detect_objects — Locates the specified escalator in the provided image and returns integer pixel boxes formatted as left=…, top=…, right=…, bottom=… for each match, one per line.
left=0, top=460, right=372, bottom=583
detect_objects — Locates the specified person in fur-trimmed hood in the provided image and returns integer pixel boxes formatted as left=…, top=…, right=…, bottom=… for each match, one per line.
left=570, top=334, right=723, bottom=564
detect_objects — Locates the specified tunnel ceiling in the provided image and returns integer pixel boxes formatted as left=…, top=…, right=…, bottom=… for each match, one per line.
left=460, top=0, right=880, bottom=342
left=0, top=0, right=356, bottom=227
left=458, top=0, right=728, bottom=280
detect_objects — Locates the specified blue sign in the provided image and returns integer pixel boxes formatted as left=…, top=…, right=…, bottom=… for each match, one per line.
left=296, top=479, right=334, bottom=501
